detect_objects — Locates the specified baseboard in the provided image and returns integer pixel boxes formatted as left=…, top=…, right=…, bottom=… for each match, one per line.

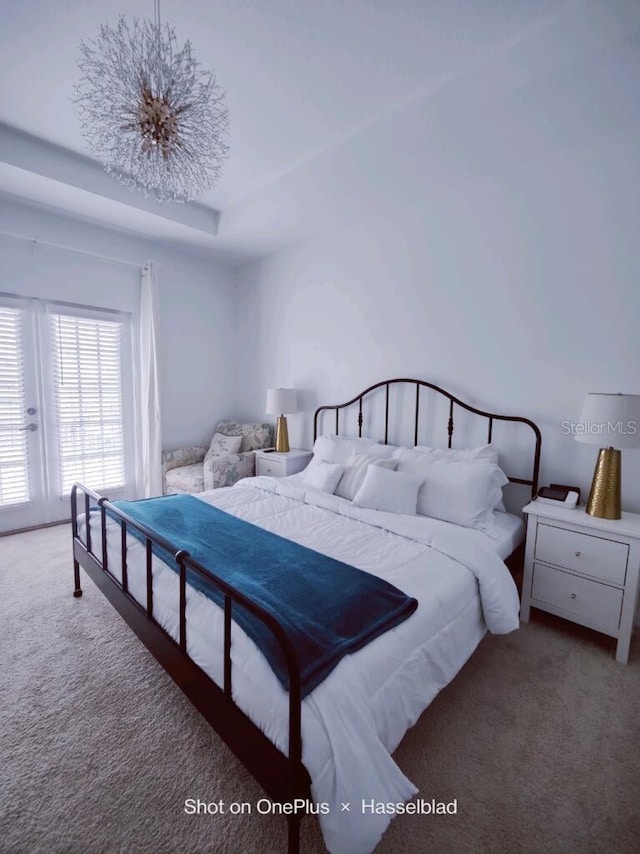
left=0, top=519, right=70, bottom=537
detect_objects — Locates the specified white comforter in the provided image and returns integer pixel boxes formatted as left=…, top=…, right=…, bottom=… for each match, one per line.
left=85, top=477, right=520, bottom=853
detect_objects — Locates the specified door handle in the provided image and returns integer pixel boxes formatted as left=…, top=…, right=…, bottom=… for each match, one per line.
left=19, top=423, right=38, bottom=432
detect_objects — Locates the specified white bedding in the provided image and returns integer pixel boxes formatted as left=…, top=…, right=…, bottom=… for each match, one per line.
left=285, top=470, right=524, bottom=560
left=80, top=477, right=521, bottom=853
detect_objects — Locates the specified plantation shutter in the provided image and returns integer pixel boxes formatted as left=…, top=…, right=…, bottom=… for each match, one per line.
left=50, top=311, right=126, bottom=495
left=0, top=306, right=30, bottom=505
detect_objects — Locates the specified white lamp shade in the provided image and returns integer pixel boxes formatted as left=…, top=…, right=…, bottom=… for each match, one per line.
left=575, top=393, right=640, bottom=448
left=266, top=388, right=298, bottom=415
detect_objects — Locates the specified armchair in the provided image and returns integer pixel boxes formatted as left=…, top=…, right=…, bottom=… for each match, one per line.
left=162, top=420, right=274, bottom=495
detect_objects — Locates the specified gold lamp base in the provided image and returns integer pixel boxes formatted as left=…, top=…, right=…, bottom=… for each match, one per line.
left=275, top=415, right=290, bottom=452
left=586, top=447, right=621, bottom=520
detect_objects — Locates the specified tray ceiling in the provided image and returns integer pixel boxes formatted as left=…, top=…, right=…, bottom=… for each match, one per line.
left=1, top=0, right=637, bottom=258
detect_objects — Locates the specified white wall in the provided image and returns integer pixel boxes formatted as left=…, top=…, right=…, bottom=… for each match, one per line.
left=235, top=36, right=640, bottom=513
left=0, top=197, right=238, bottom=450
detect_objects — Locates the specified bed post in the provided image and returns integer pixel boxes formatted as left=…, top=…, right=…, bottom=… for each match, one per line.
left=71, top=484, right=83, bottom=598
left=73, top=561, right=82, bottom=598
left=287, top=814, right=301, bottom=854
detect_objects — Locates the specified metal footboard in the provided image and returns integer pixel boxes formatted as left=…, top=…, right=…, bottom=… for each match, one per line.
left=71, top=483, right=310, bottom=854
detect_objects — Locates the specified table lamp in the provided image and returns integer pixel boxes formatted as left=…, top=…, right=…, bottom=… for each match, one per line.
left=266, top=388, right=298, bottom=452
left=575, top=393, right=640, bottom=519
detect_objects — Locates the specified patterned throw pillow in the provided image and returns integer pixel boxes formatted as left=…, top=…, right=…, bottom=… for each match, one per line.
left=216, top=421, right=273, bottom=452
left=206, top=432, right=242, bottom=460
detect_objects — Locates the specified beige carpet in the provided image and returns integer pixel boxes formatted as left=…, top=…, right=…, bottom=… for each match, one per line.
left=1, top=523, right=639, bottom=854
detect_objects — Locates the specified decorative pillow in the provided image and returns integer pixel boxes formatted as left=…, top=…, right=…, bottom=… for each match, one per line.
left=352, top=466, right=422, bottom=515
left=215, top=421, right=273, bottom=453
left=334, top=452, right=398, bottom=501
left=205, top=432, right=242, bottom=460
left=312, top=434, right=395, bottom=466
left=394, top=451, right=508, bottom=530
left=301, top=459, right=345, bottom=493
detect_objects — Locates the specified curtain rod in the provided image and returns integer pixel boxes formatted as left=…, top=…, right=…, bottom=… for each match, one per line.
left=0, top=230, right=144, bottom=269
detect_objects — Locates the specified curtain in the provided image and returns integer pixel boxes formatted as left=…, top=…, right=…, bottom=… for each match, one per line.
left=137, top=261, right=163, bottom=497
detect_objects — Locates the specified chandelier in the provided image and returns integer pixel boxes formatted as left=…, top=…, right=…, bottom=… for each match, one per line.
left=74, top=1, right=229, bottom=203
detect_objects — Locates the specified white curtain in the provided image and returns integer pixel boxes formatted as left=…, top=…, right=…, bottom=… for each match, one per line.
left=137, top=260, right=163, bottom=497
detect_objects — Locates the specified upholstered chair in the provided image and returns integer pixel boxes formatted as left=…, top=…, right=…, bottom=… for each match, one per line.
left=162, top=420, right=274, bottom=495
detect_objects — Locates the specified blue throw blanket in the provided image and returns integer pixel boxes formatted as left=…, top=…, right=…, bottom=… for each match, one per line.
left=111, top=494, right=418, bottom=697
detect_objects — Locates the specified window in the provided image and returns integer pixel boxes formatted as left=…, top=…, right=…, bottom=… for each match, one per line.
left=0, top=306, right=29, bottom=505
left=50, top=311, right=127, bottom=495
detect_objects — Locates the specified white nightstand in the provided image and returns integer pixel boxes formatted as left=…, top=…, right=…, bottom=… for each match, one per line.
left=254, top=448, right=313, bottom=478
left=521, top=501, right=640, bottom=664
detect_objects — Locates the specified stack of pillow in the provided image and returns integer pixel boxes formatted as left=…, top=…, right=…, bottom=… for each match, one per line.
left=297, top=435, right=508, bottom=533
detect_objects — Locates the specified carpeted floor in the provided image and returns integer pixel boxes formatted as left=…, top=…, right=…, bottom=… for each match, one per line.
left=1, top=523, right=639, bottom=854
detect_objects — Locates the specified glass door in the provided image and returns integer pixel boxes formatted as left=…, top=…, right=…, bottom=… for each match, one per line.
left=0, top=298, right=47, bottom=532
left=0, top=296, right=134, bottom=534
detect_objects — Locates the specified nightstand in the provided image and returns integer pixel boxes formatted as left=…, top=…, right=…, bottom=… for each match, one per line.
left=521, top=502, right=640, bottom=664
left=254, top=448, right=313, bottom=478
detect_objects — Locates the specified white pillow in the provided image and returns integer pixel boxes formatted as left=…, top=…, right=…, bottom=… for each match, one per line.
left=301, top=459, right=345, bottom=493
left=312, top=434, right=395, bottom=466
left=334, top=452, right=398, bottom=501
left=206, top=432, right=242, bottom=459
left=394, top=445, right=507, bottom=512
left=352, top=466, right=422, bottom=515
left=412, top=443, right=498, bottom=463
left=394, top=451, right=508, bottom=530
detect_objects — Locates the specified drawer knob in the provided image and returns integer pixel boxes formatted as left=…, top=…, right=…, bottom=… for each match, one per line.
left=570, top=593, right=577, bottom=599
left=574, top=551, right=581, bottom=557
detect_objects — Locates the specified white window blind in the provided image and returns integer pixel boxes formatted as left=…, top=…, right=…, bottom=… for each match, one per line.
left=50, top=312, right=126, bottom=495
left=0, top=307, right=30, bottom=506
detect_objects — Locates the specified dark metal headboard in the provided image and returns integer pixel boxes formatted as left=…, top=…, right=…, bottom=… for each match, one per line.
left=313, top=377, right=542, bottom=499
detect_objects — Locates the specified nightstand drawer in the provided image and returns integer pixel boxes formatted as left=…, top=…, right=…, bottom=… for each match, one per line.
left=531, top=563, right=623, bottom=633
left=535, top=523, right=628, bottom=585
left=256, top=457, right=286, bottom=477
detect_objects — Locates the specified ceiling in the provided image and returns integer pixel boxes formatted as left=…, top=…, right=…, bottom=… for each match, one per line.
left=1, top=0, right=637, bottom=260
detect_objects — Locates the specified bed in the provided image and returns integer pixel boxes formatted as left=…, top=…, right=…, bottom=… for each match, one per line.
left=71, top=378, right=542, bottom=854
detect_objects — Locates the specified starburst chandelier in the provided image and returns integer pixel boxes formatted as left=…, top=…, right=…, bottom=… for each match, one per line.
left=74, top=0, right=229, bottom=203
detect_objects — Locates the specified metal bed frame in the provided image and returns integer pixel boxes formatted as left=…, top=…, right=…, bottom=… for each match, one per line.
left=71, top=378, right=541, bottom=853
left=314, top=377, right=541, bottom=496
